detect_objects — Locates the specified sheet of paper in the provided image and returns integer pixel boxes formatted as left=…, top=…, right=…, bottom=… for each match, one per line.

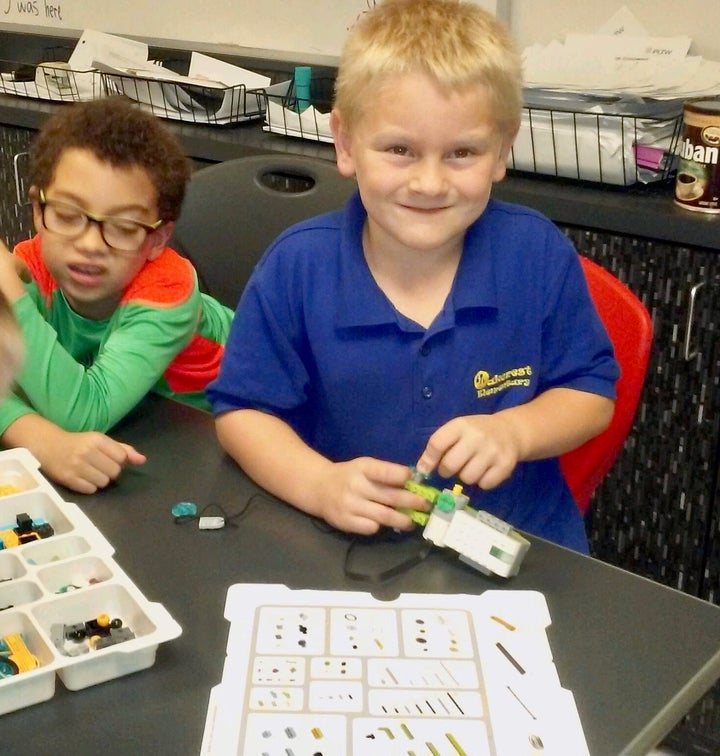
left=520, top=7, right=720, bottom=99
left=595, top=5, right=649, bottom=37
left=188, top=52, right=270, bottom=89
left=68, top=29, right=148, bottom=71
left=563, top=33, right=692, bottom=61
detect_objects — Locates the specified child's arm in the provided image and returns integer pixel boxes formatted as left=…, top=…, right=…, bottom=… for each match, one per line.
left=1, top=413, right=146, bottom=494
left=0, top=240, right=28, bottom=303
left=4, top=244, right=202, bottom=433
left=0, top=292, right=23, bottom=399
left=215, top=408, right=429, bottom=535
left=415, top=387, right=614, bottom=490
left=9, top=295, right=194, bottom=431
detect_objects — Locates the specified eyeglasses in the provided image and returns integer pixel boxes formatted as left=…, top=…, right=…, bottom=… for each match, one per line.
left=38, top=190, right=164, bottom=253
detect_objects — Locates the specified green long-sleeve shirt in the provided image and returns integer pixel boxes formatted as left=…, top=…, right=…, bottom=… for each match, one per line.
left=0, top=235, right=233, bottom=436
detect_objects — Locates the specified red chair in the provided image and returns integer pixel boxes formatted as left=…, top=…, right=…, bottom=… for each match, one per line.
left=559, top=256, right=653, bottom=514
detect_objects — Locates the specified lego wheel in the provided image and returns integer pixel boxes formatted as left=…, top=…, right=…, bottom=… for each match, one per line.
left=0, top=657, right=19, bottom=677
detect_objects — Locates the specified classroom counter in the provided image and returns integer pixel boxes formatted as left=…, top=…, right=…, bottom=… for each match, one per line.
left=1, top=92, right=719, bottom=253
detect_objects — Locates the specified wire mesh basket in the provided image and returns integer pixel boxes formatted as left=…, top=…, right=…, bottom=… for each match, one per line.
left=510, top=96, right=684, bottom=187
left=261, top=80, right=683, bottom=189
left=0, top=57, right=101, bottom=102
left=99, top=66, right=290, bottom=126
left=262, top=76, right=334, bottom=143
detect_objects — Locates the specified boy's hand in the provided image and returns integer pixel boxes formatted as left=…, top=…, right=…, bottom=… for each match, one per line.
left=31, top=426, right=147, bottom=494
left=416, top=414, right=522, bottom=491
left=0, top=241, right=29, bottom=301
left=317, top=457, right=431, bottom=535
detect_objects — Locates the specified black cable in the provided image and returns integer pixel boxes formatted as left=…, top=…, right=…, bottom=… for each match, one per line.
left=172, top=495, right=435, bottom=582
left=343, top=530, right=436, bottom=583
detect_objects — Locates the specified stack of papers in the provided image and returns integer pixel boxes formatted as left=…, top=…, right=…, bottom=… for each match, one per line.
left=522, top=6, right=720, bottom=99
left=0, top=29, right=288, bottom=125
left=513, top=6, right=697, bottom=185
left=85, top=30, right=286, bottom=125
left=0, top=29, right=142, bottom=102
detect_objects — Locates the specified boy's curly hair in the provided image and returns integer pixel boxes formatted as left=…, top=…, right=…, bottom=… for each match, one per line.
left=29, top=97, right=190, bottom=221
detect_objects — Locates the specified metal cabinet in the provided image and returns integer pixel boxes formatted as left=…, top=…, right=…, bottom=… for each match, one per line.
left=0, top=123, right=34, bottom=246
left=561, top=226, right=720, bottom=602
left=561, top=227, right=720, bottom=752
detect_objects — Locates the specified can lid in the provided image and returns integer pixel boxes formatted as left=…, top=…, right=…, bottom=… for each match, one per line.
left=684, top=97, right=720, bottom=115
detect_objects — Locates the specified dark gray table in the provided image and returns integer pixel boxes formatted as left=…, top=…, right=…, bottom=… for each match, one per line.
left=4, top=395, right=720, bottom=755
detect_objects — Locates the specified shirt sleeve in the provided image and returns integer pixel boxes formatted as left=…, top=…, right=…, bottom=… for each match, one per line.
left=207, top=273, right=309, bottom=418
left=538, top=232, right=619, bottom=399
left=2, top=286, right=201, bottom=434
left=206, top=217, right=321, bottom=422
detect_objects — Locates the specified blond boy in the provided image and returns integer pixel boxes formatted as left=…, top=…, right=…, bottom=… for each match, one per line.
left=208, top=0, right=618, bottom=552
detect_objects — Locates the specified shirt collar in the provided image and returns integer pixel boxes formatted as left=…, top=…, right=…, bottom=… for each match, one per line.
left=335, top=194, right=498, bottom=329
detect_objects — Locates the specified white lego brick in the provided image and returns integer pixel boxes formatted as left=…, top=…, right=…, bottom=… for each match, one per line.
left=443, top=510, right=530, bottom=578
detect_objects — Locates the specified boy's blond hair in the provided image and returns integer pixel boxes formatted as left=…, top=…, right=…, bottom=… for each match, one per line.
left=334, top=0, right=522, bottom=137
left=0, top=293, right=23, bottom=398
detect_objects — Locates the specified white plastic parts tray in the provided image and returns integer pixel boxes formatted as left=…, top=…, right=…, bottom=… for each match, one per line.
left=0, top=447, right=181, bottom=715
left=201, top=584, right=589, bottom=755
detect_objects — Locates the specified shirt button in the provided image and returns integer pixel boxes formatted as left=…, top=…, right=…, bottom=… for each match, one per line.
left=420, top=344, right=431, bottom=356
left=422, top=386, right=433, bottom=399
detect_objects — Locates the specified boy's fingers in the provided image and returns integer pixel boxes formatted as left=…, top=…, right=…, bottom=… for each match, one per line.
left=362, top=457, right=413, bottom=486
left=416, top=424, right=459, bottom=475
left=121, top=443, right=147, bottom=465
left=415, top=448, right=439, bottom=476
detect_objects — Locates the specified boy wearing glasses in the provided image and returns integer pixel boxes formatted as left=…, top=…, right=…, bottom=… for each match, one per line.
left=0, top=97, right=233, bottom=493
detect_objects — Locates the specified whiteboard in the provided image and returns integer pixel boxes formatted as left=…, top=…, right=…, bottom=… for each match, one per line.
left=0, top=0, right=509, bottom=60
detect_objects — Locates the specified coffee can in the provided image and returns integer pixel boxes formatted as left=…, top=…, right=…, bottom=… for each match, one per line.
left=675, top=97, right=720, bottom=213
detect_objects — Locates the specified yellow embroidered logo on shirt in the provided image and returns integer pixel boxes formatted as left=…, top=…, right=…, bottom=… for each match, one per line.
left=474, top=365, right=532, bottom=398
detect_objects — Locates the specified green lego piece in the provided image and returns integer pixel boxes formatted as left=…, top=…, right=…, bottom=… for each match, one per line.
left=435, top=491, right=458, bottom=512
left=404, top=479, right=441, bottom=504
left=401, top=508, right=430, bottom=526
left=401, top=476, right=441, bottom=527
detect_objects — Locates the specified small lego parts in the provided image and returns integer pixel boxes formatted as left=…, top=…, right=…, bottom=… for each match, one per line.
left=55, top=576, right=105, bottom=594
left=0, top=512, right=54, bottom=550
left=0, top=484, right=20, bottom=497
left=51, top=614, right=136, bottom=656
left=0, top=633, right=40, bottom=677
left=92, top=626, right=135, bottom=650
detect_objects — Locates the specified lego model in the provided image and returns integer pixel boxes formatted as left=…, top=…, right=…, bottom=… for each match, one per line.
left=50, top=613, right=136, bottom=657
left=0, top=633, right=40, bottom=677
left=404, top=470, right=531, bottom=578
left=0, top=512, right=54, bottom=550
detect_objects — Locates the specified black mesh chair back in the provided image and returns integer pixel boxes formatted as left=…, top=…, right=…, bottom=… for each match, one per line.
left=170, top=154, right=357, bottom=308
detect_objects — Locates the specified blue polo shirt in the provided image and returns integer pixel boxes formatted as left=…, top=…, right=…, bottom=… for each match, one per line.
left=208, top=193, right=619, bottom=553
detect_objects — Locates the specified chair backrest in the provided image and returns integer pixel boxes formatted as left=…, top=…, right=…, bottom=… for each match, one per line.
left=170, top=154, right=358, bottom=308
left=560, top=256, right=653, bottom=514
